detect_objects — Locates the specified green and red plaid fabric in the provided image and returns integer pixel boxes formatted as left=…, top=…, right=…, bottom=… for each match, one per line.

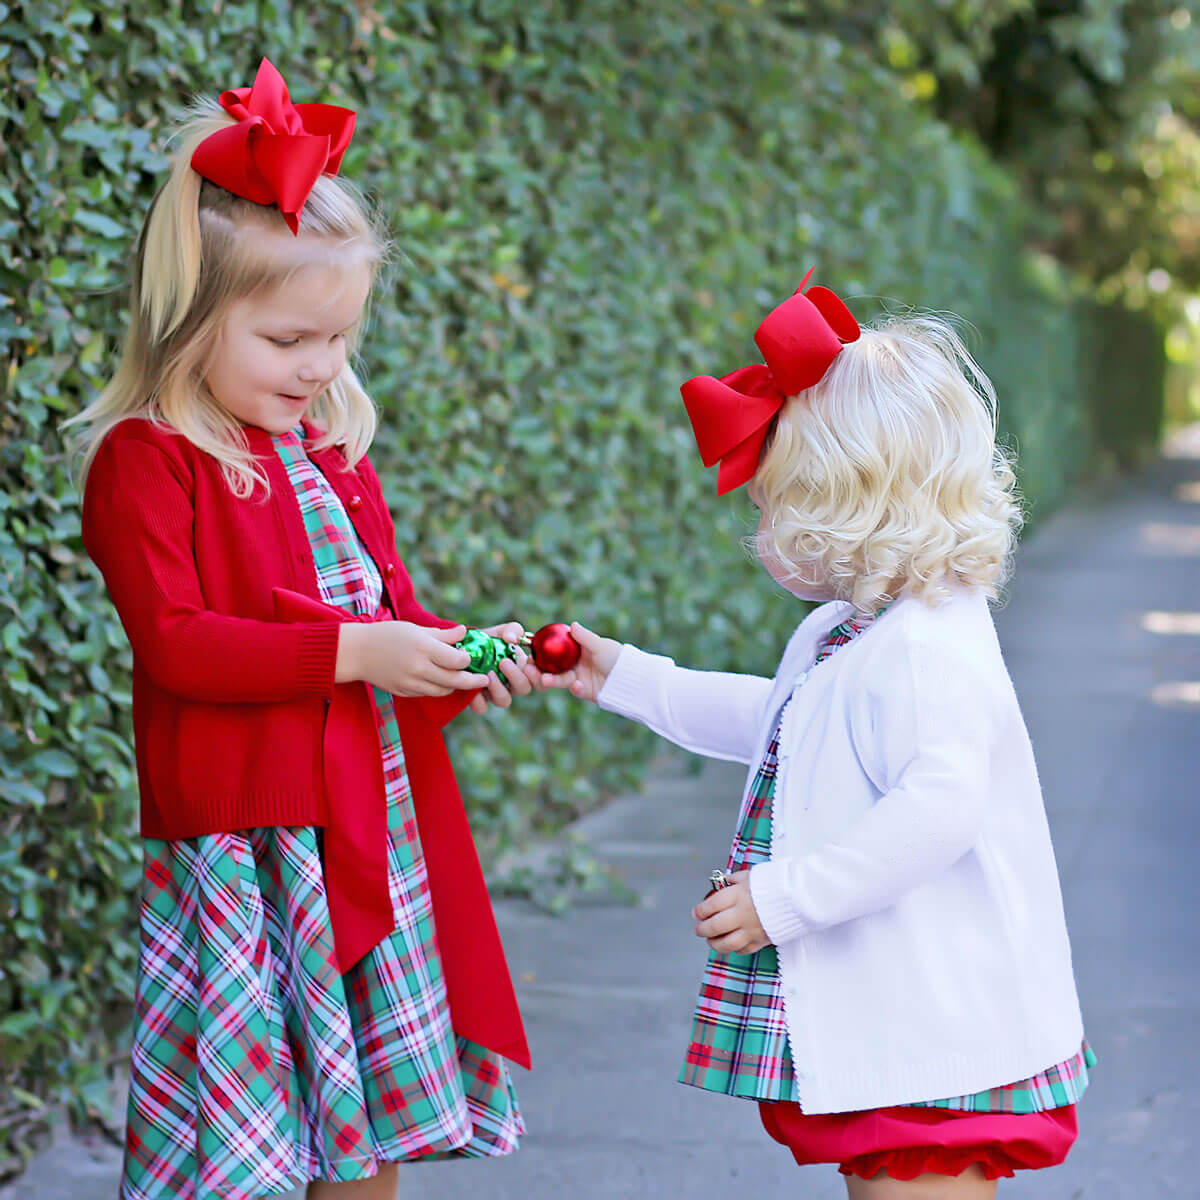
left=924, top=1042, right=1096, bottom=1114
left=679, top=715, right=796, bottom=1099
left=121, top=429, right=521, bottom=1200
left=811, top=608, right=883, bottom=663
left=679, top=606, right=1095, bottom=1112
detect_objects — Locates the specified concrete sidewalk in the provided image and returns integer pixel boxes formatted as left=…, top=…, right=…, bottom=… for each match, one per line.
left=5, top=433, right=1198, bottom=1199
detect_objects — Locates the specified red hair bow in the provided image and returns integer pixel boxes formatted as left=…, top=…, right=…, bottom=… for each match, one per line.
left=191, top=57, right=356, bottom=235
left=680, top=272, right=861, bottom=495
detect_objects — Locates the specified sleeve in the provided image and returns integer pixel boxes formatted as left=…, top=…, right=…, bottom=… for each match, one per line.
left=596, top=643, right=772, bottom=764
left=749, top=635, right=993, bottom=943
left=82, top=431, right=340, bottom=704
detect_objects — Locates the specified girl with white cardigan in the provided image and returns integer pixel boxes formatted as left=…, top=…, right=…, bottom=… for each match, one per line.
left=531, top=282, right=1093, bottom=1198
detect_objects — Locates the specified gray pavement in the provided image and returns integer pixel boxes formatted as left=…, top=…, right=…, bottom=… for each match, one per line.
left=5, top=432, right=1198, bottom=1199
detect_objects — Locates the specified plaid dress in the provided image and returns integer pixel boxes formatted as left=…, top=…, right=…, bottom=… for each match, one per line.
left=680, top=608, right=1096, bottom=1113
left=121, top=428, right=522, bottom=1200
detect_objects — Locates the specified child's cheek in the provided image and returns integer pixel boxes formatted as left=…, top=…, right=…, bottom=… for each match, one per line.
left=755, top=525, right=797, bottom=592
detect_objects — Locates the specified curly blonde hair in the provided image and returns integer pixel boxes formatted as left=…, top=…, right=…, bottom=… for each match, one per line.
left=753, top=313, right=1023, bottom=612
left=64, top=99, right=386, bottom=497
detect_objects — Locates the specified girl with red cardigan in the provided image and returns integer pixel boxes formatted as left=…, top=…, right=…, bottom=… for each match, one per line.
left=66, top=60, right=531, bottom=1200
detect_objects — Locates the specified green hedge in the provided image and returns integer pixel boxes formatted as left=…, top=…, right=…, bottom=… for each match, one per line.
left=0, top=0, right=1164, bottom=1168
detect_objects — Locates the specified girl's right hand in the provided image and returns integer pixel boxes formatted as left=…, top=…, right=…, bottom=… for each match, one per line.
left=339, top=621, right=484, bottom=696
left=525, top=622, right=621, bottom=703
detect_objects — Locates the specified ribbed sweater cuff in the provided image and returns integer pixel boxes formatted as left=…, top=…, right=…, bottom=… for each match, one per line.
left=297, top=622, right=340, bottom=699
left=596, top=644, right=670, bottom=718
left=749, top=859, right=811, bottom=946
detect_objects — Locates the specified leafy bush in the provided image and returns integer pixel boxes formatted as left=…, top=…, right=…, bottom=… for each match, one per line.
left=0, top=0, right=1164, bottom=1170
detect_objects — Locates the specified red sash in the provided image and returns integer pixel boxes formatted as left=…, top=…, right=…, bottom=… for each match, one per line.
left=272, top=587, right=530, bottom=1069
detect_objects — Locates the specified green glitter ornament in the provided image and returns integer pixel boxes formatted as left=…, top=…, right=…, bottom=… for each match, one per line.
left=457, top=627, right=520, bottom=675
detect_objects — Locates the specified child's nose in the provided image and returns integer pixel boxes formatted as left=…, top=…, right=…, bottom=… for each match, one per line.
left=297, top=347, right=344, bottom=384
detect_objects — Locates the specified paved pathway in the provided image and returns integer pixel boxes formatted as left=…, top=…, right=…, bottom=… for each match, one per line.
left=5, top=432, right=1198, bottom=1199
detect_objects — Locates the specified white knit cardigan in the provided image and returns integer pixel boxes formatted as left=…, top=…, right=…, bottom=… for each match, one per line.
left=597, top=588, right=1084, bottom=1113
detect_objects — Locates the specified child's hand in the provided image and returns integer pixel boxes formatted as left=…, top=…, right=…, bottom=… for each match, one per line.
left=348, top=621, right=483, bottom=697
left=691, top=871, right=770, bottom=955
left=467, top=622, right=534, bottom=715
left=524, top=622, right=621, bottom=703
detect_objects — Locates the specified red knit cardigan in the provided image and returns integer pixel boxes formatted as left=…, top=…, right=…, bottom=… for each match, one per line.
left=81, top=416, right=529, bottom=1069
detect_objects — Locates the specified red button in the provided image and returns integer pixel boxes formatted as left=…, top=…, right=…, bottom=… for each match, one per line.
left=347, top=495, right=363, bottom=511
left=385, top=563, right=396, bottom=579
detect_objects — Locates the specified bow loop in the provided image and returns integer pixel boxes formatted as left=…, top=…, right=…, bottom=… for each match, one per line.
left=805, top=286, right=861, bottom=344
left=191, top=58, right=356, bottom=235
left=680, top=276, right=860, bottom=494
left=681, top=365, right=779, bottom=468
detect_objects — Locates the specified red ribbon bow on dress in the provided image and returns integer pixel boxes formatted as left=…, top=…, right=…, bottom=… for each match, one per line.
left=680, top=271, right=861, bottom=495
left=191, top=57, right=356, bottom=235
left=269, top=587, right=531, bottom=1070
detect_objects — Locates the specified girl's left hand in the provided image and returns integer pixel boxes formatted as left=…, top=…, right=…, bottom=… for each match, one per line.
left=468, top=622, right=534, bottom=715
left=691, top=870, right=770, bottom=955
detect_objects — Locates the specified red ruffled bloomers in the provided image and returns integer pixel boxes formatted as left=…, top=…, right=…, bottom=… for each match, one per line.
left=760, top=1099, right=1078, bottom=1181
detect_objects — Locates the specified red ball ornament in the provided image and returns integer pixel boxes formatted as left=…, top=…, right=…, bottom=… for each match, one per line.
left=530, top=622, right=582, bottom=674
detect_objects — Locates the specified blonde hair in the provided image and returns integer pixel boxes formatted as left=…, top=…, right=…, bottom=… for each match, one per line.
left=753, top=312, right=1023, bottom=612
left=64, top=99, right=386, bottom=497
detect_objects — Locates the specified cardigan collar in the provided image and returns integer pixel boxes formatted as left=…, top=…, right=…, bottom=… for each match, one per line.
left=780, top=599, right=857, bottom=678
left=241, top=417, right=342, bottom=460
left=774, top=589, right=980, bottom=698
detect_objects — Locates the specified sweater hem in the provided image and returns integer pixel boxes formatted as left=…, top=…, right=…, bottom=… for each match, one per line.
left=140, top=791, right=327, bottom=840
left=790, top=1025, right=1086, bottom=1115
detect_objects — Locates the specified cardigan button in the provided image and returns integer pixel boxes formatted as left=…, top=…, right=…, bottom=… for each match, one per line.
left=385, top=563, right=396, bottom=579
left=347, top=494, right=363, bottom=512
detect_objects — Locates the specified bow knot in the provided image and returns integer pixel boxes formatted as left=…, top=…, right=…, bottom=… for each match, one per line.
left=681, top=272, right=860, bottom=494
left=191, top=58, right=356, bottom=235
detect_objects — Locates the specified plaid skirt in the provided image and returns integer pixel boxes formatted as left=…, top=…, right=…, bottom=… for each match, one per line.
left=120, top=690, right=523, bottom=1200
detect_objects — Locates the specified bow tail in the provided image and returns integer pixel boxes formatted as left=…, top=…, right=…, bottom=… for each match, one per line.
left=320, top=682, right=396, bottom=973
left=394, top=699, right=532, bottom=1068
left=716, top=434, right=771, bottom=496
